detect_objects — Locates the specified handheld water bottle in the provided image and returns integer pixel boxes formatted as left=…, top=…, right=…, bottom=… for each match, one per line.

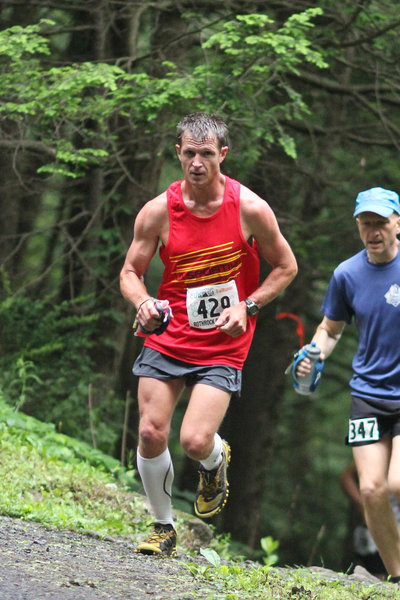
left=133, top=299, right=172, bottom=336
left=291, top=341, right=324, bottom=395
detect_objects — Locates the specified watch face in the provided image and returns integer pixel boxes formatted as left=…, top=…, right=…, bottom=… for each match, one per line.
left=245, top=299, right=259, bottom=316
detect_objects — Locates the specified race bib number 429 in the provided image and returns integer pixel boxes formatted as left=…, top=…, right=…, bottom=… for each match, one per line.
left=186, top=280, right=239, bottom=329
left=348, top=417, right=379, bottom=444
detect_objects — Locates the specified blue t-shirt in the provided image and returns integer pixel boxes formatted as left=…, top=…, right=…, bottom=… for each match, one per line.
left=322, top=249, right=400, bottom=401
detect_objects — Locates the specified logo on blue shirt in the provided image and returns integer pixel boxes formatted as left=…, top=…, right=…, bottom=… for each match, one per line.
left=384, top=283, right=400, bottom=307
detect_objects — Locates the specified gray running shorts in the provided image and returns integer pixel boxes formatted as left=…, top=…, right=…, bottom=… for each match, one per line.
left=133, top=346, right=242, bottom=398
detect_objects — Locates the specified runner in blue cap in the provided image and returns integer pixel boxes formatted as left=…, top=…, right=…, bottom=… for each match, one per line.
left=296, top=187, right=400, bottom=583
left=353, top=187, right=400, bottom=218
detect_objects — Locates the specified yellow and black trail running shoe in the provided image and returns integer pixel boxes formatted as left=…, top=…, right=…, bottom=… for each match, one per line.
left=135, top=523, right=177, bottom=557
left=194, top=440, right=231, bottom=519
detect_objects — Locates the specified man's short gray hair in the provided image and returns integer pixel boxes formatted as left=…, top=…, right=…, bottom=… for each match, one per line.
left=176, top=113, right=229, bottom=149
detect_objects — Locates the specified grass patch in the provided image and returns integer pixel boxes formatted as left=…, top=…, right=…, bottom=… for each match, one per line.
left=186, top=563, right=400, bottom=599
left=0, top=398, right=399, bottom=599
left=0, top=399, right=147, bottom=537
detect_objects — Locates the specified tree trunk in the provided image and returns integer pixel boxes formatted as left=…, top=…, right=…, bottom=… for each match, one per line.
left=219, top=303, right=291, bottom=547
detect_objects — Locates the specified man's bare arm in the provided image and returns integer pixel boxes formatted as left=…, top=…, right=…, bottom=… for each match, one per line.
left=312, top=316, right=346, bottom=360
left=120, top=194, right=168, bottom=328
left=240, top=188, right=298, bottom=308
left=295, top=317, right=346, bottom=377
left=215, top=189, right=297, bottom=336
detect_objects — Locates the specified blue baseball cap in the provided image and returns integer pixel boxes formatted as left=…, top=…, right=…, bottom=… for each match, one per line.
left=353, top=187, right=400, bottom=217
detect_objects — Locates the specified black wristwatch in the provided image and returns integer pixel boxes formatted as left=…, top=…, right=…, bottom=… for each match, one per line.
left=244, top=298, right=260, bottom=316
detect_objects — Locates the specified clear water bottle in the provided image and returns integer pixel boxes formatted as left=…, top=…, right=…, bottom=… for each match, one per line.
left=294, top=341, right=323, bottom=395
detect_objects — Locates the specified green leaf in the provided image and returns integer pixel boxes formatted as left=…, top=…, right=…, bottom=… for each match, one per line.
left=200, top=547, right=221, bottom=567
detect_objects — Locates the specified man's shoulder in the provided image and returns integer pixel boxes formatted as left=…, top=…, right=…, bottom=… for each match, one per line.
left=334, top=249, right=366, bottom=275
left=138, top=191, right=169, bottom=226
left=144, top=179, right=182, bottom=208
left=237, top=180, right=258, bottom=200
left=238, top=182, right=270, bottom=215
left=144, top=190, right=168, bottom=209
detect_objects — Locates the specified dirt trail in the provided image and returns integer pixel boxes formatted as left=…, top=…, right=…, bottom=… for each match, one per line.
left=0, top=515, right=394, bottom=600
left=0, top=516, right=201, bottom=600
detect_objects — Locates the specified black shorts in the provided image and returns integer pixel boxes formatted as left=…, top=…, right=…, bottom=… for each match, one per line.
left=346, top=395, right=400, bottom=447
left=133, top=346, right=242, bottom=398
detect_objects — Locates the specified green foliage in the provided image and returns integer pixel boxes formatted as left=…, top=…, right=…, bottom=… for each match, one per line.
left=205, top=10, right=326, bottom=70
left=9, top=356, right=43, bottom=412
left=201, top=547, right=222, bottom=567
left=0, top=20, right=133, bottom=176
left=0, top=292, right=124, bottom=454
left=0, top=10, right=328, bottom=178
left=200, top=9, right=328, bottom=161
left=187, top=548, right=395, bottom=600
left=0, top=397, right=139, bottom=534
left=260, top=536, right=279, bottom=567
left=0, top=21, right=52, bottom=58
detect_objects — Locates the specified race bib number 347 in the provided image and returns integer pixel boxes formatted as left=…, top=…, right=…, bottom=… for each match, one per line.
left=186, top=280, right=239, bottom=329
left=348, top=417, right=379, bottom=444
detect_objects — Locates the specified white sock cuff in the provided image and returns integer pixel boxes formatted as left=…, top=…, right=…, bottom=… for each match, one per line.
left=200, top=433, right=223, bottom=471
left=137, top=447, right=170, bottom=464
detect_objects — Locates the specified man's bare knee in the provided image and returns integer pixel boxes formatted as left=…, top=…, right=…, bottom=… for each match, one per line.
left=180, top=430, right=213, bottom=460
left=139, top=419, right=169, bottom=451
left=360, top=481, right=388, bottom=506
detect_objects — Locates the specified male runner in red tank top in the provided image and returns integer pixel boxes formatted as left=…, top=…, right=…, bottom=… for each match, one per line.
left=120, top=113, right=298, bottom=557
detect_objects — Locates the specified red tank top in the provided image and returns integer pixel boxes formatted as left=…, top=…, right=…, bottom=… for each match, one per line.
left=144, top=176, right=260, bottom=369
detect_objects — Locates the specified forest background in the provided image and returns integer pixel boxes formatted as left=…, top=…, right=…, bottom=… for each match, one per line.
left=1, top=0, right=399, bottom=572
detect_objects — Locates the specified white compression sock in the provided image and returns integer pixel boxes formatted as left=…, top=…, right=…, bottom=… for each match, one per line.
left=199, top=433, right=223, bottom=471
left=136, top=448, right=174, bottom=526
